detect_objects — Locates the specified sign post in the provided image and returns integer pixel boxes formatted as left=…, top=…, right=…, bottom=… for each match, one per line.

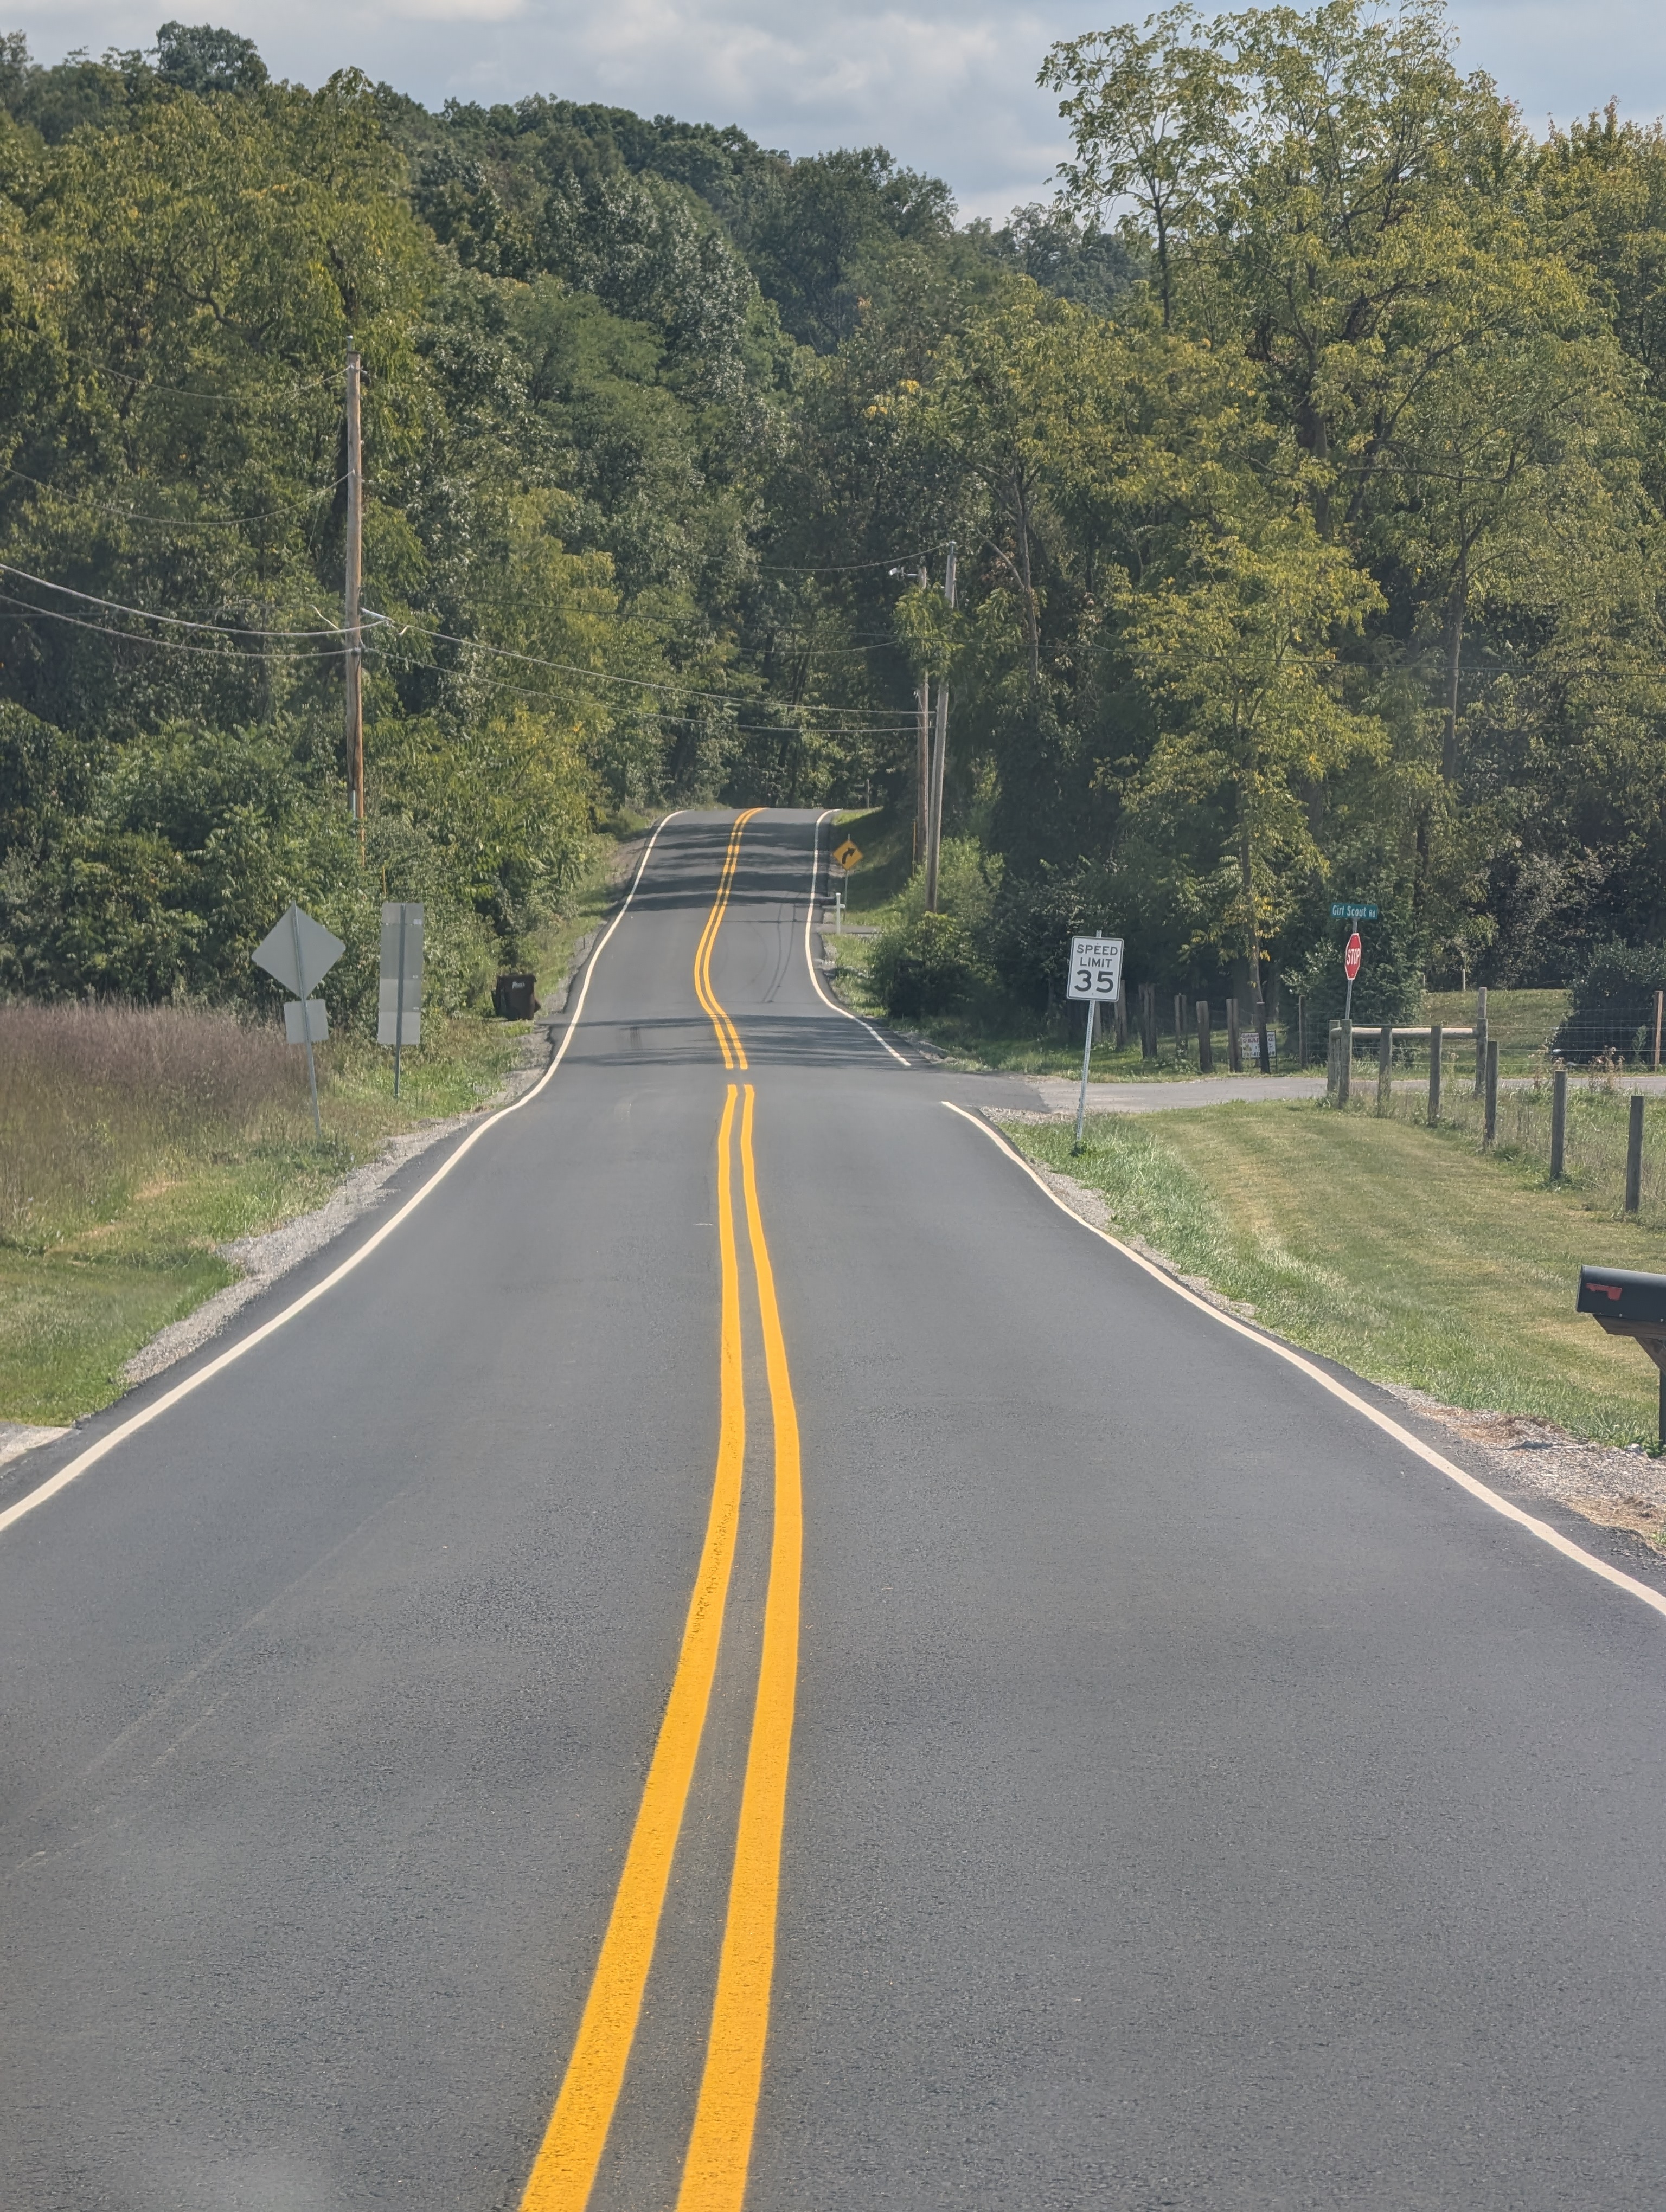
left=253, top=903, right=345, bottom=1140
left=379, top=902, right=425, bottom=1098
left=829, top=839, right=861, bottom=934
left=1065, top=935, right=1124, bottom=1150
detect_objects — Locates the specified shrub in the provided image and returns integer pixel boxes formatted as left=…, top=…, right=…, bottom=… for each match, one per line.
left=1281, top=916, right=1424, bottom=1029
left=989, top=865, right=1107, bottom=1010
left=869, top=910, right=977, bottom=1019
left=1550, top=941, right=1666, bottom=1062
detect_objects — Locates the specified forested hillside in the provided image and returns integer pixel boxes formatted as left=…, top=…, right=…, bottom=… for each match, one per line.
left=4, top=3, right=1666, bottom=1027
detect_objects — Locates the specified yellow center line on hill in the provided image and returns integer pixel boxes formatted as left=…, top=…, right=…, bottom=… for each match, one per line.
left=694, top=811, right=758, bottom=1068
left=518, top=1084, right=747, bottom=2212
left=676, top=1082, right=804, bottom=2212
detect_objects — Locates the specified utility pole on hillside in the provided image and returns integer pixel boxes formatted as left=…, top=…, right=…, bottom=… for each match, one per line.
left=344, top=342, right=365, bottom=858
left=924, top=539, right=956, bottom=913
left=914, top=561, right=930, bottom=870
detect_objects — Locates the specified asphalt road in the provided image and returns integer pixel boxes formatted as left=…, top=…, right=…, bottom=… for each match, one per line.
left=5, top=808, right=1666, bottom=2211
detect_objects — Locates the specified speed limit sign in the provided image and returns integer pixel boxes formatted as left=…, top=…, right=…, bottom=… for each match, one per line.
left=1066, top=936, right=1123, bottom=1002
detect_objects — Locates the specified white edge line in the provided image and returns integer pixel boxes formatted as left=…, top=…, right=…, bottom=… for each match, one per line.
left=941, top=1098, right=1666, bottom=1624
left=804, top=809, right=908, bottom=1066
left=0, top=813, right=685, bottom=1541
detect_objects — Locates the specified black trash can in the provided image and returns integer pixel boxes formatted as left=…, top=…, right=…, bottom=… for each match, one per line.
left=493, top=972, right=540, bottom=1019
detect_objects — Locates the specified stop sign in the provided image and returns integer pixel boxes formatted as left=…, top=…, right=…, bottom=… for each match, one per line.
left=1344, top=931, right=1362, bottom=981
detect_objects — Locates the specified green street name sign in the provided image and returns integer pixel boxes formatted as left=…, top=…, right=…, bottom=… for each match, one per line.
left=1331, top=901, right=1379, bottom=921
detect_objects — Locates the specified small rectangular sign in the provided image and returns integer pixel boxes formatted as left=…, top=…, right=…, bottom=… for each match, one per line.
left=284, top=998, right=329, bottom=1044
left=376, top=995, right=422, bottom=1048
left=1242, top=1027, right=1278, bottom=1063
left=1330, top=901, right=1378, bottom=921
left=379, top=902, right=424, bottom=1050
left=1066, top=936, right=1124, bottom=1002
left=380, top=902, right=425, bottom=985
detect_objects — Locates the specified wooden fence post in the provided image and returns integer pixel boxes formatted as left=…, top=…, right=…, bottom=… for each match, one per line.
left=1428, top=1024, right=1443, bottom=1126
left=1550, top=1066, right=1567, bottom=1181
left=1474, top=986, right=1488, bottom=1097
left=1196, top=1000, right=1213, bottom=1074
left=1377, top=1023, right=1393, bottom=1114
left=1114, top=987, right=1127, bottom=1050
left=1227, top=998, right=1242, bottom=1073
left=1654, top=990, right=1662, bottom=1071
left=1484, top=1038, right=1498, bottom=1147
left=1337, top=1019, right=1352, bottom=1106
left=1298, top=996, right=1307, bottom=1068
left=1141, top=985, right=1156, bottom=1062
left=1327, top=1021, right=1341, bottom=1102
left=1626, top=1092, right=1644, bottom=1215
left=1174, top=993, right=1188, bottom=1064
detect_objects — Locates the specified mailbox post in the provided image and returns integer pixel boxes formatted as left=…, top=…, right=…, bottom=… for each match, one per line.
left=1577, top=1266, right=1666, bottom=1449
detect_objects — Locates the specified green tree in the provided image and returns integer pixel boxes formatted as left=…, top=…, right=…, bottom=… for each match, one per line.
left=1118, top=511, right=1384, bottom=1000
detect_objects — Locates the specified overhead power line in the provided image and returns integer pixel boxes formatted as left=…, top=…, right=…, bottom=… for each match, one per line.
left=71, top=356, right=346, bottom=407
left=0, top=562, right=347, bottom=639
left=366, top=609, right=921, bottom=722
left=757, top=545, right=949, bottom=574
left=0, top=561, right=925, bottom=726
left=365, top=641, right=918, bottom=736
left=0, top=592, right=345, bottom=661
left=4, top=466, right=346, bottom=529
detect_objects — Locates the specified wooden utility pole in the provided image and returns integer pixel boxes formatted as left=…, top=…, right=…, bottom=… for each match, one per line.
left=924, top=539, right=956, bottom=913
left=914, top=562, right=930, bottom=871
left=344, top=342, right=364, bottom=856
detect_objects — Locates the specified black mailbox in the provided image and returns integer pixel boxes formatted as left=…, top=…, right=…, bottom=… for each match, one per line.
left=1577, top=1265, right=1666, bottom=1446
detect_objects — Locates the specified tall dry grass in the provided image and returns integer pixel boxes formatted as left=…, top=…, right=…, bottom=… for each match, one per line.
left=0, top=1001, right=302, bottom=1246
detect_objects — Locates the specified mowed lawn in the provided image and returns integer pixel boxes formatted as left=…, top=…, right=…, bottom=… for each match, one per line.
left=1014, top=1103, right=1666, bottom=1446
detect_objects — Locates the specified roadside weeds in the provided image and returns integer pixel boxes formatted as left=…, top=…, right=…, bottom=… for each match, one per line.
left=0, top=832, right=646, bottom=1440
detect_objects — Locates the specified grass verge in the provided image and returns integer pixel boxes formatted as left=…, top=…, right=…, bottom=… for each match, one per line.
left=0, top=828, right=637, bottom=1427
left=1009, top=1102, right=1666, bottom=1448
left=0, top=1020, right=529, bottom=1428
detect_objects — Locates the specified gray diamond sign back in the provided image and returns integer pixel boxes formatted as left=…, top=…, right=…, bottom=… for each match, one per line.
left=253, top=903, right=344, bottom=1137
left=253, top=904, right=344, bottom=1000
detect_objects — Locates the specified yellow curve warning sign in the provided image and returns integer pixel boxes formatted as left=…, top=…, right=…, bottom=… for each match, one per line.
left=832, top=839, right=862, bottom=871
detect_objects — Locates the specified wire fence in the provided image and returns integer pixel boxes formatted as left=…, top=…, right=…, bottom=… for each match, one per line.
left=1337, top=1052, right=1666, bottom=1229
left=1548, top=994, right=1666, bottom=1067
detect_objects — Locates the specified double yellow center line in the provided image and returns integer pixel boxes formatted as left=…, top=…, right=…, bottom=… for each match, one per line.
left=693, top=810, right=758, bottom=1069
left=520, top=820, right=803, bottom=2212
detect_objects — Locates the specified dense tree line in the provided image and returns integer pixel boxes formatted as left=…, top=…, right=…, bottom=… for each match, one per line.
left=2, top=4, right=1665, bottom=1024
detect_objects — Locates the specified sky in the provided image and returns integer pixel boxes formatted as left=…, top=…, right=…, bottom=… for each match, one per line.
left=15, top=1, right=1666, bottom=222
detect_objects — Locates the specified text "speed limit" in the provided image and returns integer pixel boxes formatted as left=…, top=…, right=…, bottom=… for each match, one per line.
left=1066, top=936, right=1124, bottom=1002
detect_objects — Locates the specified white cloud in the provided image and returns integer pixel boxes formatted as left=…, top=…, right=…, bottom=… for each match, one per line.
left=13, top=1, right=1666, bottom=221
